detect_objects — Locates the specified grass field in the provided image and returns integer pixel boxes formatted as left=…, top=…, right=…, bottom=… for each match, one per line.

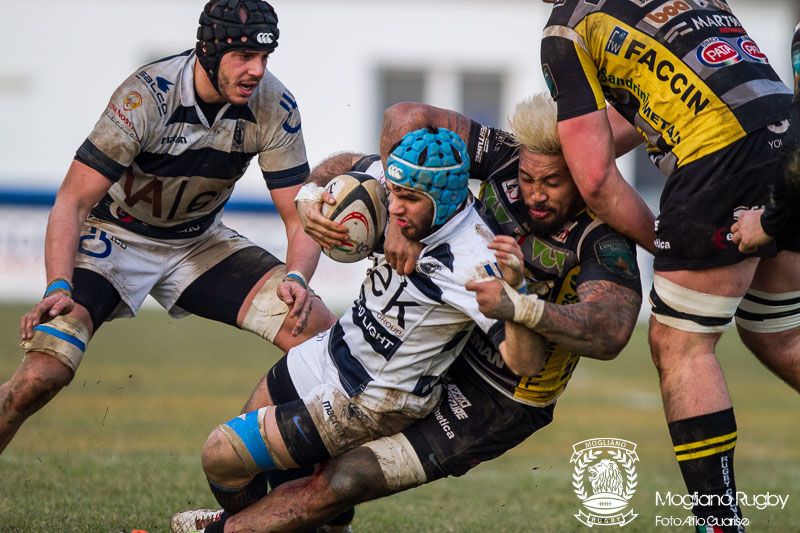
left=0, top=303, right=798, bottom=533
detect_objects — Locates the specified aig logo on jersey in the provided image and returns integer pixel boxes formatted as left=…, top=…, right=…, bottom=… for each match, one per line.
left=605, top=27, right=629, bottom=56
left=571, top=438, right=639, bottom=527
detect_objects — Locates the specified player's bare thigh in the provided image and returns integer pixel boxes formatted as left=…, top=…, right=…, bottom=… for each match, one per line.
left=736, top=250, right=800, bottom=389
left=749, top=250, right=800, bottom=292
left=656, top=258, right=760, bottom=296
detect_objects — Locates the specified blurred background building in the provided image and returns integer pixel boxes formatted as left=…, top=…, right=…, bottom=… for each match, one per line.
left=1, top=0, right=798, bottom=311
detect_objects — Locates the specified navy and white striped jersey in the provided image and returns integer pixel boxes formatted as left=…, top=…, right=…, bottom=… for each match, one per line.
left=76, top=50, right=309, bottom=239
left=328, top=158, right=504, bottom=415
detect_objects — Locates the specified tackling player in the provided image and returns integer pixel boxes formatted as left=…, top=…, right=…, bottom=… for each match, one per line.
left=169, top=94, right=642, bottom=533
left=1, top=0, right=339, bottom=454
left=541, top=1, right=800, bottom=531
left=193, top=127, right=546, bottom=518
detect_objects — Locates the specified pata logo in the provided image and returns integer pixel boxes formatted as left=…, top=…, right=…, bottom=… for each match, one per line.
left=571, top=438, right=639, bottom=527
left=257, top=32, right=274, bottom=44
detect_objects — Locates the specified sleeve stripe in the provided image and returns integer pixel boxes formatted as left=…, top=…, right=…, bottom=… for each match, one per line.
left=543, top=25, right=589, bottom=55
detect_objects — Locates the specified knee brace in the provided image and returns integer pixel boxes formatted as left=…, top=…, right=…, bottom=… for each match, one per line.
left=361, top=434, right=427, bottom=491
left=21, top=315, right=90, bottom=372
left=649, top=275, right=741, bottom=334
left=217, top=407, right=285, bottom=476
left=735, top=288, right=800, bottom=333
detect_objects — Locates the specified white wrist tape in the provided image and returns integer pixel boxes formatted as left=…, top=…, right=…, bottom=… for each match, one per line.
left=500, top=280, right=545, bottom=329
left=294, top=183, right=325, bottom=203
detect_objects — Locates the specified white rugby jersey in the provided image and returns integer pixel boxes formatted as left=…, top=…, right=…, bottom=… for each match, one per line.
left=76, top=50, right=309, bottom=239
left=327, top=156, right=504, bottom=415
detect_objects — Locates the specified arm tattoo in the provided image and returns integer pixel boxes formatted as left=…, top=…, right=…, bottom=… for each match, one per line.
left=444, top=111, right=473, bottom=145
left=492, top=286, right=516, bottom=322
left=534, top=280, right=641, bottom=358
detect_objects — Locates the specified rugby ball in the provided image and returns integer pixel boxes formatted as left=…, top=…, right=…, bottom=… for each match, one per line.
left=321, top=172, right=387, bottom=263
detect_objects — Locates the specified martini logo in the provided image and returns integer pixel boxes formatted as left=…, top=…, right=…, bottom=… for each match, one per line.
left=571, top=438, right=638, bottom=527
left=697, top=38, right=741, bottom=67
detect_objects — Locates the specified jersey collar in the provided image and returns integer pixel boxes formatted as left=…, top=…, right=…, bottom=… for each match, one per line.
left=421, top=196, right=477, bottom=248
left=180, top=52, right=231, bottom=128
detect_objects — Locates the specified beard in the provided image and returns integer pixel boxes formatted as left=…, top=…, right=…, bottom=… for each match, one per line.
left=216, top=72, right=259, bottom=106
left=527, top=196, right=585, bottom=236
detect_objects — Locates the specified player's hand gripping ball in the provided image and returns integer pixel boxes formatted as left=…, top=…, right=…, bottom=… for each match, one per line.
left=321, top=172, right=388, bottom=262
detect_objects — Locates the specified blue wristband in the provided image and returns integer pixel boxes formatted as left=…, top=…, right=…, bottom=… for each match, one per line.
left=516, top=281, right=529, bottom=295
left=44, top=279, right=72, bottom=297
left=283, top=273, right=307, bottom=289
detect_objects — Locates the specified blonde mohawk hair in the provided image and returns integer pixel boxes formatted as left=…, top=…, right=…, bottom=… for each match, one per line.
left=507, top=93, right=561, bottom=155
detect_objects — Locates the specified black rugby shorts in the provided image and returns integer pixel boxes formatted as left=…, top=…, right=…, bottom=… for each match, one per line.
left=653, top=124, right=788, bottom=271
left=401, top=356, right=554, bottom=481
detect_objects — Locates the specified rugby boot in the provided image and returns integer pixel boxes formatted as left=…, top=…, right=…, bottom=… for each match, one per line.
left=170, top=508, right=224, bottom=533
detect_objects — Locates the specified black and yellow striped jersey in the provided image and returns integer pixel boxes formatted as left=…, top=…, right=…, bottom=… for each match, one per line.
left=541, top=0, right=792, bottom=176
left=462, top=123, right=642, bottom=406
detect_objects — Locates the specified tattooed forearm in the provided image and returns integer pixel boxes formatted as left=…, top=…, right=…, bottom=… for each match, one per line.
left=534, top=280, right=641, bottom=359
left=380, top=103, right=473, bottom=162
left=491, top=286, right=517, bottom=322
left=444, top=111, right=473, bottom=145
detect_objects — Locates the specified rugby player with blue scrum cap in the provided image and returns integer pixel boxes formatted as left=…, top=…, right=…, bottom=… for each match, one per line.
left=170, top=94, right=642, bottom=533
left=3, top=0, right=339, bottom=455
left=193, top=127, right=546, bottom=521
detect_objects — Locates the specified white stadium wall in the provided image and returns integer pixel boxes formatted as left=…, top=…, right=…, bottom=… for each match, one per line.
left=0, top=0, right=797, bottom=312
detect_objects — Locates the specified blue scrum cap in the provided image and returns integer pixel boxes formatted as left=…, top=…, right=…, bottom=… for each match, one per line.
left=385, top=127, right=470, bottom=227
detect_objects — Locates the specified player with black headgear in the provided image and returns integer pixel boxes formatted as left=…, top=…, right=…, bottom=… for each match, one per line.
left=5, top=0, right=336, bottom=475
left=196, top=0, right=279, bottom=94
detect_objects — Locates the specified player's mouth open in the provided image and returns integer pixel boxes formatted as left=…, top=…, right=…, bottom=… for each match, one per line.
left=530, top=208, right=552, bottom=219
left=238, top=81, right=258, bottom=96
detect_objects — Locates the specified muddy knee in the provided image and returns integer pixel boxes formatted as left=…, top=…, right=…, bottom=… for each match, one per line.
left=3, top=351, right=76, bottom=419
left=202, top=407, right=284, bottom=484
left=325, top=435, right=427, bottom=505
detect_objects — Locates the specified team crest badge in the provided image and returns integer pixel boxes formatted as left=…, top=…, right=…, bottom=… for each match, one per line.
left=571, top=438, right=638, bottom=527
left=123, top=92, right=142, bottom=111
